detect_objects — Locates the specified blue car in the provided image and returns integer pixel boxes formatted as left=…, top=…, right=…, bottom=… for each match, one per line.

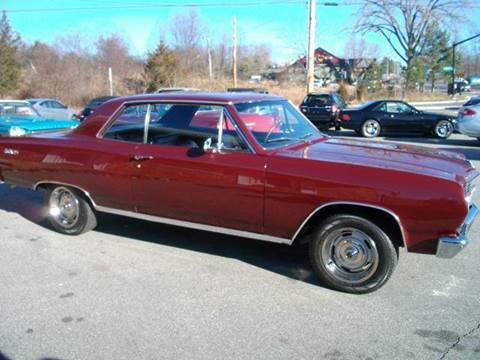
left=0, top=100, right=79, bottom=137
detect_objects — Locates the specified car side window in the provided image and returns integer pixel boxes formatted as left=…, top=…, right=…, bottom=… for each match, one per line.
left=40, top=101, right=50, bottom=108
left=385, top=102, right=411, bottom=114
left=51, top=101, right=66, bottom=109
left=147, top=104, right=248, bottom=151
left=102, top=103, right=248, bottom=151
left=103, top=104, right=148, bottom=143
left=374, top=103, right=387, bottom=112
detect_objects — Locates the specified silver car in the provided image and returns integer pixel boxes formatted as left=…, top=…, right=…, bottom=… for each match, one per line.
left=456, top=96, right=480, bottom=140
left=27, top=98, right=74, bottom=120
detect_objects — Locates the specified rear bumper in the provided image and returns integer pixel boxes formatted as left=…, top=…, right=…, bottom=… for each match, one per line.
left=436, top=204, right=478, bottom=258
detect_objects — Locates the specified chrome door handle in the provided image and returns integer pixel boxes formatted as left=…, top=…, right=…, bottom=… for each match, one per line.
left=130, top=155, right=154, bottom=162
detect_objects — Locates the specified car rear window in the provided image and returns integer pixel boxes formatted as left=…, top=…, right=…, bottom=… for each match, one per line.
left=303, top=95, right=331, bottom=106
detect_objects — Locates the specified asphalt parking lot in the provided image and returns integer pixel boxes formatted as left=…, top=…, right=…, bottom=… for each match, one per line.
left=1, top=132, right=479, bottom=360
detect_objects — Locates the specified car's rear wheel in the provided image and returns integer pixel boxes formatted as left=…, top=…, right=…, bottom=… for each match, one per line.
left=434, top=120, right=453, bottom=139
left=45, top=186, right=97, bottom=235
left=309, top=214, right=398, bottom=294
left=361, top=119, right=381, bottom=138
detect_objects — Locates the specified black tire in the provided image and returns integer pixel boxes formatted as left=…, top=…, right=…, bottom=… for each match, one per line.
left=44, top=185, right=97, bottom=235
left=361, top=119, right=381, bottom=138
left=433, top=120, right=453, bottom=139
left=309, top=214, right=398, bottom=294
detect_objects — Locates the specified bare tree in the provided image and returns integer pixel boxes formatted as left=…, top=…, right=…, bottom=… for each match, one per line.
left=170, top=9, right=206, bottom=73
left=355, top=0, right=472, bottom=88
left=344, top=36, right=379, bottom=60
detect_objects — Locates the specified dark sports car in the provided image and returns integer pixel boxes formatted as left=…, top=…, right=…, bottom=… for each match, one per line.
left=339, top=100, right=455, bottom=138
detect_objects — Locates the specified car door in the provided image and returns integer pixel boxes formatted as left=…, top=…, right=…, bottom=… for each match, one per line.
left=131, top=102, right=266, bottom=234
left=50, top=101, right=69, bottom=119
left=382, top=101, right=417, bottom=132
left=37, top=101, right=52, bottom=118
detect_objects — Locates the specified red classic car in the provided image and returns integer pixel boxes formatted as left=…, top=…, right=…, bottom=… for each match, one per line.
left=0, top=92, right=478, bottom=293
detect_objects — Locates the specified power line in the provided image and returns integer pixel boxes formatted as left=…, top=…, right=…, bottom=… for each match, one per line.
left=3, top=0, right=360, bottom=13
left=3, top=1, right=303, bottom=13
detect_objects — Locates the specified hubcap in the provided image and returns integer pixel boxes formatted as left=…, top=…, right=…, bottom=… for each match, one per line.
left=436, top=121, right=452, bottom=137
left=49, top=187, right=80, bottom=229
left=364, top=121, right=379, bottom=137
left=321, top=228, right=379, bottom=285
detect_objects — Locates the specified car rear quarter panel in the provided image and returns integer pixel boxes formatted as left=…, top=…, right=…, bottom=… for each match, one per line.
left=0, top=134, right=135, bottom=210
left=263, top=155, right=467, bottom=253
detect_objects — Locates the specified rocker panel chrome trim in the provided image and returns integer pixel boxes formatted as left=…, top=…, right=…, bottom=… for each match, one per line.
left=95, top=205, right=292, bottom=245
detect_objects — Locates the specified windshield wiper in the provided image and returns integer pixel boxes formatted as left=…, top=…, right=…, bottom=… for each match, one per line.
left=300, top=132, right=313, bottom=139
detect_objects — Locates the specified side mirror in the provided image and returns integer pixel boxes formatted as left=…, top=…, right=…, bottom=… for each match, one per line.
left=203, top=137, right=225, bottom=154
left=203, top=137, right=214, bottom=153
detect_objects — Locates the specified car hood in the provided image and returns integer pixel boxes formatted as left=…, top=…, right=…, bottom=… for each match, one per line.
left=274, top=137, right=477, bottom=184
left=0, top=115, right=79, bottom=133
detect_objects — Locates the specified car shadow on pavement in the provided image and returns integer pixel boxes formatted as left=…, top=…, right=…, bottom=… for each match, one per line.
left=95, top=212, right=318, bottom=285
left=0, top=352, right=61, bottom=360
left=0, top=184, right=319, bottom=288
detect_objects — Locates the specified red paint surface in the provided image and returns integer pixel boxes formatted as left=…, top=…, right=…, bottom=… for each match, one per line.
left=0, top=93, right=476, bottom=254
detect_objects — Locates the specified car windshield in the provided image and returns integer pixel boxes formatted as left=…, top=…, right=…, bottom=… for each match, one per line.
left=235, top=100, right=321, bottom=149
left=0, top=102, right=40, bottom=117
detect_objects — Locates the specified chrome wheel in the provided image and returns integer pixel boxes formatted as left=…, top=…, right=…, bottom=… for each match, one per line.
left=362, top=120, right=380, bottom=137
left=321, top=227, right=379, bottom=285
left=49, top=187, right=80, bottom=229
left=435, top=120, right=453, bottom=138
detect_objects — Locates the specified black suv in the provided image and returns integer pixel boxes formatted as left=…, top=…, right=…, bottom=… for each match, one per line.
left=299, top=92, right=346, bottom=130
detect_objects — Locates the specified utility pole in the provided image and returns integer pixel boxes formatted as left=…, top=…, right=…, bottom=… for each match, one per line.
left=232, top=16, right=237, bottom=88
left=108, top=67, right=113, bottom=96
left=306, top=0, right=316, bottom=93
left=207, top=37, right=213, bottom=80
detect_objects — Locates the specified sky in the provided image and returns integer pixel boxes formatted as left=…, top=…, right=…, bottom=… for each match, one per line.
left=3, top=0, right=480, bottom=65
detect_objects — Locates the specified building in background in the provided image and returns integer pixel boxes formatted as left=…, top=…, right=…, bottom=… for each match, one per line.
left=267, top=47, right=375, bottom=85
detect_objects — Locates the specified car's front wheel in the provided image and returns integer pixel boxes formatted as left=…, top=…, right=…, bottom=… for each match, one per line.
left=309, top=214, right=398, bottom=294
left=45, top=186, right=97, bottom=235
left=361, top=119, right=381, bottom=138
left=434, top=120, right=454, bottom=139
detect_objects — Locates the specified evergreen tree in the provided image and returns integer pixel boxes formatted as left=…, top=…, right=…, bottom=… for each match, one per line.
left=0, top=11, right=21, bottom=97
left=144, top=42, right=181, bottom=92
left=422, top=22, right=452, bottom=91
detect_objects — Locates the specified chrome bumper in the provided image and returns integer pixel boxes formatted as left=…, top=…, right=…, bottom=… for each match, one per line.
left=436, top=204, right=479, bottom=258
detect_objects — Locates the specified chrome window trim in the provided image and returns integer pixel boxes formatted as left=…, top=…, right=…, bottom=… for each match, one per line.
left=291, top=201, right=407, bottom=249
left=143, top=104, right=152, bottom=144
left=97, top=99, right=234, bottom=139
left=97, top=100, right=256, bottom=154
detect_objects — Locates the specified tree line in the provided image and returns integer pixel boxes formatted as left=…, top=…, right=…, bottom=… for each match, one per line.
left=0, top=10, right=272, bottom=106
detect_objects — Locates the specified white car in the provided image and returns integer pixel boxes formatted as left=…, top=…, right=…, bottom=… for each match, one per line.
left=27, top=98, right=74, bottom=120
left=456, top=97, right=480, bottom=140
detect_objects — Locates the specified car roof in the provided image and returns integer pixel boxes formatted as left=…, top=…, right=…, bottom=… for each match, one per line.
left=111, top=92, right=284, bottom=104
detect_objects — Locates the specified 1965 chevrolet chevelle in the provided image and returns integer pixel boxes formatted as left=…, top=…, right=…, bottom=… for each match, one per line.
left=0, top=92, right=477, bottom=293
